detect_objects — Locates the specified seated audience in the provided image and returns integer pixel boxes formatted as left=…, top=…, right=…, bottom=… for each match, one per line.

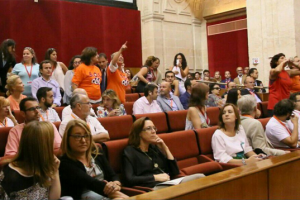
left=164, top=71, right=180, bottom=97
left=212, top=104, right=263, bottom=164
left=98, top=53, right=108, bottom=93
left=59, top=94, right=109, bottom=143
left=241, top=76, right=262, bottom=103
left=59, top=119, right=128, bottom=199
left=179, top=79, right=192, bottom=110
left=288, top=92, right=300, bottom=138
left=248, top=68, right=266, bottom=93
left=194, top=72, right=201, bottom=80
left=187, top=73, right=194, bottom=79
left=12, top=47, right=39, bottom=97
left=244, top=67, right=249, bottom=75
left=63, top=55, right=81, bottom=104
left=72, top=47, right=102, bottom=103
left=62, top=88, right=96, bottom=120
left=6, top=75, right=26, bottom=111
left=37, top=87, right=61, bottom=122
left=206, top=83, right=224, bottom=108
left=225, top=88, right=241, bottom=105
left=238, top=95, right=286, bottom=156
left=185, top=83, right=210, bottom=129
left=214, top=71, right=222, bottom=83
left=157, top=81, right=184, bottom=112
left=0, top=97, right=18, bottom=127
left=133, top=84, right=162, bottom=114
left=136, top=56, right=161, bottom=93
left=266, top=99, right=300, bottom=148
left=233, top=67, right=246, bottom=85
left=0, top=39, right=16, bottom=93
left=0, top=121, right=60, bottom=199
left=32, top=60, right=62, bottom=107
left=4, top=97, right=61, bottom=156
left=106, top=42, right=129, bottom=103
left=122, top=117, right=204, bottom=189
left=203, top=69, right=214, bottom=81
left=45, top=48, right=68, bottom=90
left=97, top=89, right=126, bottom=118
left=222, top=81, right=236, bottom=98
left=221, top=71, right=233, bottom=88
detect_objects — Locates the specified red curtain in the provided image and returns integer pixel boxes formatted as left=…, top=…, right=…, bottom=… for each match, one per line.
left=0, top=0, right=142, bottom=68
left=207, top=16, right=249, bottom=78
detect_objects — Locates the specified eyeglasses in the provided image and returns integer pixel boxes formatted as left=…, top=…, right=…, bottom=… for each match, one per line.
left=213, top=88, right=221, bottom=90
left=70, top=134, right=90, bottom=141
left=142, top=126, right=157, bottom=132
left=79, top=102, right=91, bottom=105
left=25, top=106, right=41, bottom=112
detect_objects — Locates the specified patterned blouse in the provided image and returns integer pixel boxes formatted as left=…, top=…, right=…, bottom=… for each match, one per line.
left=206, top=94, right=224, bottom=108
left=97, top=104, right=126, bottom=118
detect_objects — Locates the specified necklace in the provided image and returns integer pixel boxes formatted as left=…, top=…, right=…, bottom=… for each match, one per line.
left=142, top=150, right=165, bottom=173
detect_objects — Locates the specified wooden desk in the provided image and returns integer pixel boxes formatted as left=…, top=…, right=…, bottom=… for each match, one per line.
left=130, top=151, right=300, bottom=200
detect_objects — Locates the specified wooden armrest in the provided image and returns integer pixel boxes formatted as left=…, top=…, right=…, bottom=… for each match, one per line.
left=121, top=186, right=146, bottom=196
left=133, top=186, right=153, bottom=192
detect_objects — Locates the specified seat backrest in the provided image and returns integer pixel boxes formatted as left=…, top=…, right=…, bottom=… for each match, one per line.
left=92, top=104, right=100, bottom=115
left=206, top=107, right=220, bottom=126
left=125, top=93, right=139, bottom=102
left=159, top=130, right=199, bottom=169
left=257, top=117, right=271, bottom=131
left=13, top=110, right=25, bottom=124
left=98, top=115, right=134, bottom=140
left=166, top=110, right=188, bottom=132
left=0, top=127, right=12, bottom=157
left=256, top=103, right=262, bottom=117
left=260, top=101, right=269, bottom=118
left=126, top=86, right=132, bottom=94
left=54, top=107, right=64, bottom=120
left=133, top=112, right=169, bottom=134
left=195, top=126, right=218, bottom=159
left=123, top=102, right=134, bottom=115
left=138, top=93, right=144, bottom=97
left=53, top=121, right=61, bottom=131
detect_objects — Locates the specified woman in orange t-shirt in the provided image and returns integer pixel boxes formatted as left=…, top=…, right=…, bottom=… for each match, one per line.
left=72, top=47, right=102, bottom=103
left=6, top=75, right=27, bottom=111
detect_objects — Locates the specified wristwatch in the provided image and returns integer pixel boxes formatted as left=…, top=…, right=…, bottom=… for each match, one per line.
left=242, top=158, right=247, bottom=165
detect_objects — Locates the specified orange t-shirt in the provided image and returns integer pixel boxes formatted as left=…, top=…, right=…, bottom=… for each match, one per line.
left=7, top=94, right=27, bottom=111
left=107, top=65, right=129, bottom=103
left=72, top=63, right=102, bottom=100
left=290, top=75, right=300, bottom=93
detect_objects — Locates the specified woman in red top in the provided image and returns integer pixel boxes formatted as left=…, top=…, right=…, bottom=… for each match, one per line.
left=268, top=53, right=300, bottom=116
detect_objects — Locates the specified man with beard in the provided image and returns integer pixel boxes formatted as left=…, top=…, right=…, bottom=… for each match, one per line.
left=37, top=87, right=61, bottom=122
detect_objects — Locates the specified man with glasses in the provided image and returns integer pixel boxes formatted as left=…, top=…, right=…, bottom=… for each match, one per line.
left=59, top=94, right=109, bottom=143
left=4, top=97, right=62, bottom=156
left=164, top=71, right=180, bottom=97
left=241, top=76, right=262, bottom=103
left=234, top=67, right=246, bottom=85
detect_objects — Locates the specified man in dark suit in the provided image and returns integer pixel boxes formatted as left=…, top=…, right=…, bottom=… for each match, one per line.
left=221, top=71, right=233, bottom=88
left=241, top=76, right=262, bottom=103
left=248, top=68, right=266, bottom=93
left=98, top=53, right=108, bottom=93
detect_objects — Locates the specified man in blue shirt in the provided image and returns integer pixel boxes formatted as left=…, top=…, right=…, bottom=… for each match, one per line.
left=180, top=79, right=192, bottom=110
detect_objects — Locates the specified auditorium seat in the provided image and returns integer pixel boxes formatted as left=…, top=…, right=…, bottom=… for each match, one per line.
left=138, top=93, right=144, bottom=97
left=124, top=102, right=134, bottom=115
left=126, top=86, right=132, bottom=94
left=133, top=112, right=169, bottom=134
left=54, top=107, right=64, bottom=120
left=53, top=121, right=61, bottom=131
left=166, top=110, right=188, bottom=132
left=260, top=101, right=269, bottom=118
left=195, top=127, right=241, bottom=170
left=13, top=110, right=25, bottom=124
left=92, top=104, right=100, bottom=115
left=125, top=93, right=139, bottom=102
left=206, top=107, right=220, bottom=126
left=257, top=117, right=271, bottom=130
left=159, top=130, right=223, bottom=176
left=256, top=103, right=262, bottom=117
left=0, top=127, right=12, bottom=157
left=98, top=115, right=134, bottom=140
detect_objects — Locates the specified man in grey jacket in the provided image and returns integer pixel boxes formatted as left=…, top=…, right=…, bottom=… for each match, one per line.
left=157, top=81, right=184, bottom=112
left=237, top=95, right=288, bottom=156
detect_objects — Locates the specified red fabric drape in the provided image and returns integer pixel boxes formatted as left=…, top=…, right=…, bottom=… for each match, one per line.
left=207, top=16, right=249, bottom=77
left=0, top=0, right=142, bottom=68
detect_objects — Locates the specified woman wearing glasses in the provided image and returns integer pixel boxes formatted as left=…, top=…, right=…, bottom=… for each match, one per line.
left=212, top=104, right=262, bottom=165
left=60, top=119, right=128, bottom=199
left=206, top=83, right=224, bottom=108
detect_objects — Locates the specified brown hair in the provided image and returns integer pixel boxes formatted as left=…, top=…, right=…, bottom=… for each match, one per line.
left=81, top=47, right=98, bottom=66
left=61, top=119, right=99, bottom=163
left=218, top=103, right=240, bottom=131
left=144, top=56, right=158, bottom=67
left=45, top=48, right=57, bottom=68
left=100, top=89, right=121, bottom=109
left=128, top=117, right=150, bottom=147
left=189, top=83, right=209, bottom=109
left=22, top=47, right=37, bottom=64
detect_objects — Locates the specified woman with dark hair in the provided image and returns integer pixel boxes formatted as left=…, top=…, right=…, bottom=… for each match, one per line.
left=206, top=83, right=224, bottom=108
left=125, top=68, right=133, bottom=81
left=72, top=47, right=102, bottom=103
left=45, top=48, right=68, bottom=90
left=169, top=53, right=189, bottom=95
left=136, top=56, right=161, bottom=93
left=0, top=39, right=16, bottom=93
left=185, top=83, right=210, bottom=129
left=225, top=88, right=241, bottom=105
left=194, top=72, right=201, bottom=80
left=63, top=55, right=81, bottom=104
left=212, top=104, right=263, bottom=164
left=60, top=119, right=128, bottom=199
left=12, top=47, right=39, bottom=97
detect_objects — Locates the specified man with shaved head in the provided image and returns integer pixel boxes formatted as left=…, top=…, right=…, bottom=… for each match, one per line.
left=157, top=81, right=184, bottom=112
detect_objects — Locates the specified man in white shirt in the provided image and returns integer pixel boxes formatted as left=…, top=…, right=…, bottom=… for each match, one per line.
left=266, top=99, right=300, bottom=148
left=288, top=92, right=300, bottom=139
left=59, top=94, right=109, bottom=143
left=133, top=84, right=162, bottom=114
left=62, top=88, right=96, bottom=120
left=37, top=87, right=61, bottom=122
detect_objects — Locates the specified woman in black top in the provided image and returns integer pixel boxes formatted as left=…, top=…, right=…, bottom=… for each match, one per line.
left=122, top=117, right=179, bottom=188
left=59, top=119, right=128, bottom=199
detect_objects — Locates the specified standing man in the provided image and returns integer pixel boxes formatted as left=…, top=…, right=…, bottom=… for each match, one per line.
left=248, top=68, right=265, bottom=93
left=221, top=71, right=233, bottom=88
left=98, top=53, right=108, bottom=93
left=233, top=66, right=246, bottom=85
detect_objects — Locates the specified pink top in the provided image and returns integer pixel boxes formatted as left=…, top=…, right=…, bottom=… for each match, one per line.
left=133, top=96, right=162, bottom=114
left=7, top=95, right=27, bottom=111
left=5, top=123, right=62, bottom=156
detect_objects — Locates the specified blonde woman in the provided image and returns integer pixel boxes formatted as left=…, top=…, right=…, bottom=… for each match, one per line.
left=97, top=89, right=126, bottom=118
left=60, top=119, right=128, bottom=199
left=0, top=97, right=18, bottom=127
left=0, top=121, right=61, bottom=199
left=12, top=47, right=39, bottom=97
left=6, top=75, right=27, bottom=111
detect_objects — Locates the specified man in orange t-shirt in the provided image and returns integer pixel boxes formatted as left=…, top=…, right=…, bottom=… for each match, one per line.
left=107, top=42, right=129, bottom=103
left=72, top=47, right=102, bottom=103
